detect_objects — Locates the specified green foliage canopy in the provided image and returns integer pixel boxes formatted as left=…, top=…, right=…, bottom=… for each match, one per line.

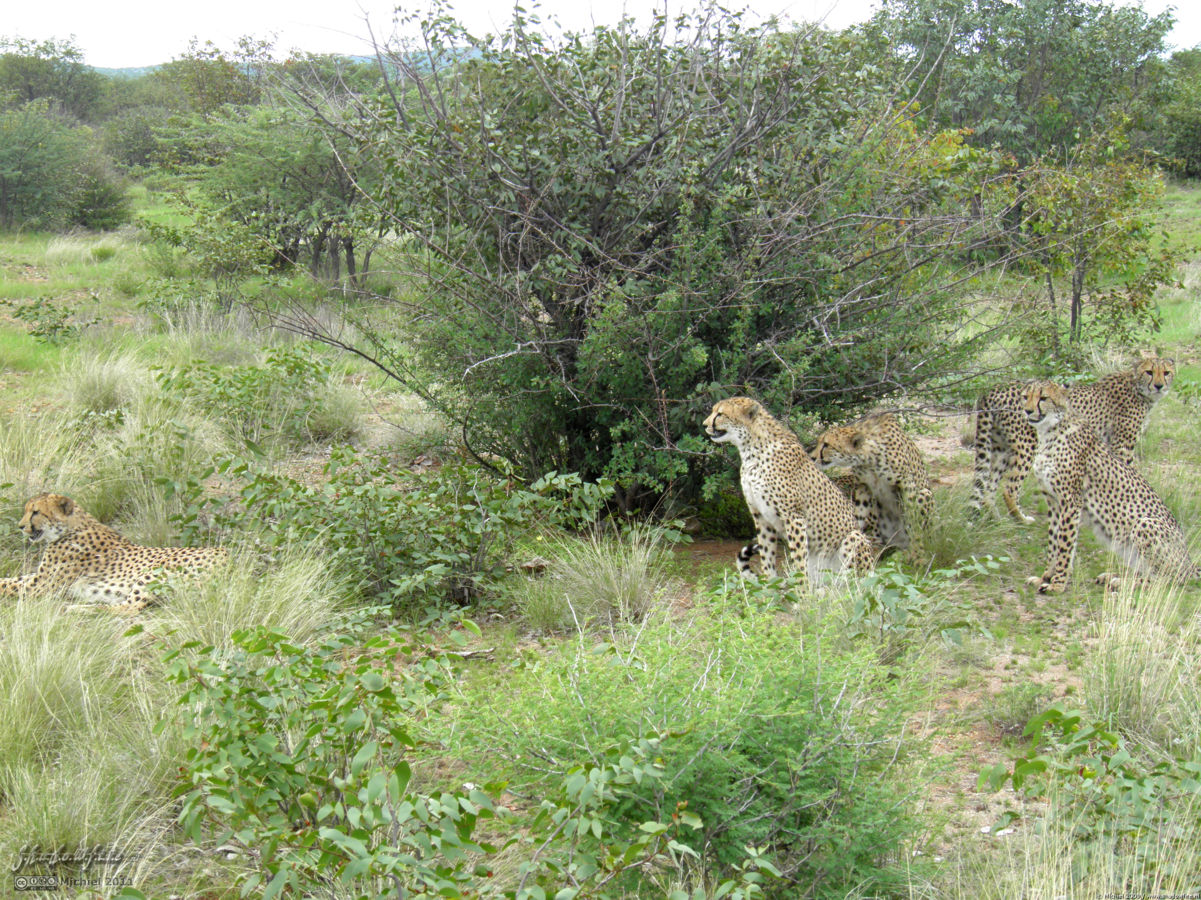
left=869, top=0, right=1173, bottom=162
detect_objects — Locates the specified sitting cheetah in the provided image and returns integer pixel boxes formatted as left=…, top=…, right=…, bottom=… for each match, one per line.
left=969, top=356, right=1174, bottom=523
left=1022, top=383, right=1197, bottom=593
left=703, top=397, right=875, bottom=589
left=812, top=414, right=932, bottom=552
left=0, top=493, right=228, bottom=612
left=828, top=473, right=884, bottom=553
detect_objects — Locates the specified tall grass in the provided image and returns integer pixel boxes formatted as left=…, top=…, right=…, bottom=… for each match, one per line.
left=948, top=799, right=1201, bottom=899
left=515, top=526, right=674, bottom=631
left=1082, top=579, right=1201, bottom=756
left=145, top=544, right=351, bottom=652
left=0, top=599, right=180, bottom=866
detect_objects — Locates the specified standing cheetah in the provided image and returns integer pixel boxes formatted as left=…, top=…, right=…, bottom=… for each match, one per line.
left=811, top=414, right=932, bottom=552
left=969, top=356, right=1174, bottom=523
left=0, top=493, right=228, bottom=612
left=703, top=397, right=875, bottom=590
left=1022, top=383, right=1197, bottom=593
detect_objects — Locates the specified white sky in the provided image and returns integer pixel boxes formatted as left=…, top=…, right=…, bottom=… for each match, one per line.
left=5, top=0, right=1199, bottom=69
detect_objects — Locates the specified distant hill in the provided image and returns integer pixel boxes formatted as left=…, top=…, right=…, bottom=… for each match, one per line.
left=93, top=65, right=161, bottom=79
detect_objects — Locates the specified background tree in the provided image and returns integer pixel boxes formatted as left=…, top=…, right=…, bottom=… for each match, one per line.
left=1155, top=49, right=1201, bottom=178
left=1020, top=126, right=1179, bottom=346
left=0, top=36, right=104, bottom=122
left=162, top=101, right=380, bottom=284
left=867, top=0, right=1173, bottom=162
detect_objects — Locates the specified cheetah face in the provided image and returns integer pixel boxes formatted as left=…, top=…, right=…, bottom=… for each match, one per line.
left=704, top=398, right=756, bottom=446
left=1023, top=382, right=1070, bottom=433
left=17, top=493, right=75, bottom=544
left=1133, top=357, right=1174, bottom=400
left=811, top=430, right=865, bottom=469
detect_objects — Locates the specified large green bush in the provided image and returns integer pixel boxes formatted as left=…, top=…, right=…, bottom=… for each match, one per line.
left=0, top=100, right=129, bottom=230
left=445, top=593, right=927, bottom=896
left=276, top=9, right=1029, bottom=509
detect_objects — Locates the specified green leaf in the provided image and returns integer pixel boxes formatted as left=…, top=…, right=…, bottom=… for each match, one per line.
left=350, top=741, right=379, bottom=777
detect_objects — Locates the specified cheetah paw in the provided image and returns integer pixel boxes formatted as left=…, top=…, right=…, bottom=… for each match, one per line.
left=1026, top=575, right=1065, bottom=594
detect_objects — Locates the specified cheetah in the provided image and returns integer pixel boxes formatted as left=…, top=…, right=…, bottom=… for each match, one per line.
left=703, top=397, right=875, bottom=589
left=828, top=473, right=884, bottom=553
left=0, top=493, right=228, bottom=612
left=812, top=414, right=932, bottom=552
left=969, top=356, right=1174, bottom=523
left=1022, top=382, right=1197, bottom=594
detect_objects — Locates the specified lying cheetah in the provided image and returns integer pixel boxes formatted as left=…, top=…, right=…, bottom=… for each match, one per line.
left=0, top=493, right=228, bottom=612
left=704, top=397, right=875, bottom=589
left=812, top=414, right=932, bottom=552
left=969, top=356, right=1174, bottom=522
left=1022, top=383, right=1197, bottom=593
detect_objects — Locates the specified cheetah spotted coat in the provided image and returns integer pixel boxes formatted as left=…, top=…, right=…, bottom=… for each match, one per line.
left=0, top=493, right=228, bottom=612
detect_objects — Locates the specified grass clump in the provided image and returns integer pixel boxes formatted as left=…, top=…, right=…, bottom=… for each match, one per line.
left=146, top=544, right=350, bottom=653
left=516, top=526, right=674, bottom=631
left=0, top=600, right=179, bottom=867
left=58, top=347, right=155, bottom=419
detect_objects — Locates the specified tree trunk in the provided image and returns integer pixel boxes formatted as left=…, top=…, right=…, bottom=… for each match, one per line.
left=1070, top=257, right=1087, bottom=342
left=343, top=235, right=357, bottom=288
left=1044, top=263, right=1060, bottom=355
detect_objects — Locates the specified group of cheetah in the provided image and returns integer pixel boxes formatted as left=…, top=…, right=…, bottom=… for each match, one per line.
left=0, top=356, right=1189, bottom=614
left=705, top=355, right=1196, bottom=595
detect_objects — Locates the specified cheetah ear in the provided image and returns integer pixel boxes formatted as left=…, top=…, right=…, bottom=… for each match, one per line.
left=55, top=496, right=75, bottom=516
left=850, top=434, right=863, bottom=449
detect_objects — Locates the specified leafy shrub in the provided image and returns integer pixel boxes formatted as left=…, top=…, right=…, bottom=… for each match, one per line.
left=446, top=599, right=925, bottom=896
left=512, top=734, right=780, bottom=899
left=169, top=453, right=614, bottom=610
left=4, top=298, right=93, bottom=344
left=982, top=703, right=1201, bottom=883
left=169, top=617, right=495, bottom=897
left=845, top=556, right=1002, bottom=663
left=155, top=345, right=362, bottom=450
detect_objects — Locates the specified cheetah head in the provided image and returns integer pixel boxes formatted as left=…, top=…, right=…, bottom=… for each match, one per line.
left=812, top=426, right=867, bottom=469
left=1022, top=382, right=1071, bottom=434
left=1132, top=356, right=1174, bottom=401
left=17, top=493, right=78, bottom=544
left=704, top=397, right=760, bottom=447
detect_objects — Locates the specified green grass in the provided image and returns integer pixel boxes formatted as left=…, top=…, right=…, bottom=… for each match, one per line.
left=0, top=325, right=62, bottom=372
left=0, top=184, right=1200, bottom=897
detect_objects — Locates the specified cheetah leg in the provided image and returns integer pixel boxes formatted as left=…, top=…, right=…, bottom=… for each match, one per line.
left=1027, top=499, right=1081, bottom=593
left=967, top=413, right=997, bottom=518
left=782, top=516, right=810, bottom=593
left=839, top=531, right=877, bottom=575
left=744, top=511, right=780, bottom=579
left=999, top=428, right=1037, bottom=524
left=0, top=570, right=73, bottom=599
